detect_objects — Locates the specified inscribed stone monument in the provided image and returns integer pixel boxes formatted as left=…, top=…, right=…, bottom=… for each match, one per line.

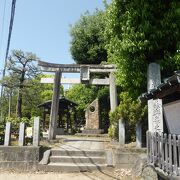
left=83, top=99, right=103, bottom=134
left=147, top=63, right=163, bottom=133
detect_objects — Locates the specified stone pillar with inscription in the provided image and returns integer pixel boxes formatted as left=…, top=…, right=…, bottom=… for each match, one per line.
left=147, top=63, right=163, bottom=133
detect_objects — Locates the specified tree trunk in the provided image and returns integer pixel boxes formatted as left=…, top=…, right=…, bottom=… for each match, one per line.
left=17, top=68, right=26, bottom=118
left=8, top=90, right=12, bottom=117
left=17, top=88, right=22, bottom=118
left=17, top=71, right=25, bottom=118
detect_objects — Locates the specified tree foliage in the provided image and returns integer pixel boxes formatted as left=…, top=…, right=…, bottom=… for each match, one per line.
left=103, top=0, right=180, bottom=139
left=66, top=84, right=97, bottom=119
left=109, top=92, right=147, bottom=139
left=70, top=10, right=107, bottom=64
left=66, top=84, right=110, bottom=131
left=0, top=49, right=67, bottom=134
left=21, top=74, right=55, bottom=118
left=105, top=0, right=180, bottom=97
left=0, top=74, right=54, bottom=119
left=3, top=50, right=40, bottom=118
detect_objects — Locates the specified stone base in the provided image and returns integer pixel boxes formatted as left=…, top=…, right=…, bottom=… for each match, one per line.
left=81, top=129, right=104, bottom=134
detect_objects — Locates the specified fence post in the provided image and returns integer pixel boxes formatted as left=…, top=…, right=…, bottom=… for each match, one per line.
left=18, top=122, right=25, bottom=146
left=33, top=117, right=40, bottom=146
left=178, top=135, right=180, bottom=176
left=164, top=134, right=168, bottom=172
left=146, top=131, right=150, bottom=163
left=153, top=132, right=157, bottom=165
left=173, top=134, right=178, bottom=175
left=161, top=133, right=164, bottom=170
left=149, top=132, right=153, bottom=163
left=147, top=132, right=180, bottom=176
left=157, top=133, right=161, bottom=168
left=4, top=122, right=11, bottom=146
left=164, top=133, right=168, bottom=172
left=168, top=134, right=172, bottom=174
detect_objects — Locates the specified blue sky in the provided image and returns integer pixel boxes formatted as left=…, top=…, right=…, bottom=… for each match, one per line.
left=0, top=0, right=111, bottom=75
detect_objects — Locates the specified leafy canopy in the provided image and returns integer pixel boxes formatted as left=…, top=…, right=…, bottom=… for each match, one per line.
left=105, top=0, right=180, bottom=97
left=70, top=10, right=107, bottom=64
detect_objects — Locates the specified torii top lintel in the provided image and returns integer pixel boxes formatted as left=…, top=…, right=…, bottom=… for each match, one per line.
left=38, top=60, right=116, bottom=73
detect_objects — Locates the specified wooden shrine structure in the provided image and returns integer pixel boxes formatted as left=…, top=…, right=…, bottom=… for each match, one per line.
left=38, top=97, right=77, bottom=133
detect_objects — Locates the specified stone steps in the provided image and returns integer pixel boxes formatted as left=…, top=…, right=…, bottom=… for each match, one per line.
left=50, top=155, right=106, bottom=164
left=51, top=149, right=106, bottom=157
left=39, top=149, right=108, bottom=172
left=39, top=162, right=107, bottom=172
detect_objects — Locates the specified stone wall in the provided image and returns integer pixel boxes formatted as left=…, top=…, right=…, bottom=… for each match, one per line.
left=0, top=146, right=41, bottom=171
left=112, top=147, right=147, bottom=168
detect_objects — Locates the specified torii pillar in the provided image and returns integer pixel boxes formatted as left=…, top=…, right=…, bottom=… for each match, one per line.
left=109, top=73, right=118, bottom=110
left=48, top=70, right=61, bottom=140
left=110, top=73, right=124, bottom=144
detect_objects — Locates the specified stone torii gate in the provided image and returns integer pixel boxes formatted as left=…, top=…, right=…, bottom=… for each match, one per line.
left=38, top=60, right=118, bottom=140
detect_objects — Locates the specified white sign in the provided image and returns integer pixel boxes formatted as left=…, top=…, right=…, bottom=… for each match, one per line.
left=26, top=127, right=33, bottom=138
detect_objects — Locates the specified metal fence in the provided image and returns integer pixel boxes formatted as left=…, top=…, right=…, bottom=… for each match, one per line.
left=147, top=131, right=180, bottom=176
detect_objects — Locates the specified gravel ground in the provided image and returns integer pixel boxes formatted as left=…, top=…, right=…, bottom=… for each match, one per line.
left=0, top=168, right=138, bottom=180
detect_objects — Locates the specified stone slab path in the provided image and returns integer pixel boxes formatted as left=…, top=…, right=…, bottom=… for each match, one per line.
left=57, top=136, right=106, bottom=151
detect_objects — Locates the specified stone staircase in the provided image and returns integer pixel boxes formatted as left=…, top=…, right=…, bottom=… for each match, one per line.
left=39, top=148, right=108, bottom=172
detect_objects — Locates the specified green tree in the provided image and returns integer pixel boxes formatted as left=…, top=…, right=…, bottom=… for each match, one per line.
left=66, top=84, right=96, bottom=120
left=69, top=9, right=113, bottom=131
left=2, top=50, right=40, bottom=118
left=103, top=0, right=180, bottom=139
left=21, top=75, right=49, bottom=118
left=66, top=84, right=110, bottom=131
left=70, top=10, right=107, bottom=64
left=105, top=0, right=180, bottom=97
left=22, top=74, right=64, bottom=118
left=109, top=92, right=147, bottom=140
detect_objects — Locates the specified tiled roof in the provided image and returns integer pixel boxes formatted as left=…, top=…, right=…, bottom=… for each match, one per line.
left=38, top=96, right=77, bottom=108
left=140, top=71, right=180, bottom=102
